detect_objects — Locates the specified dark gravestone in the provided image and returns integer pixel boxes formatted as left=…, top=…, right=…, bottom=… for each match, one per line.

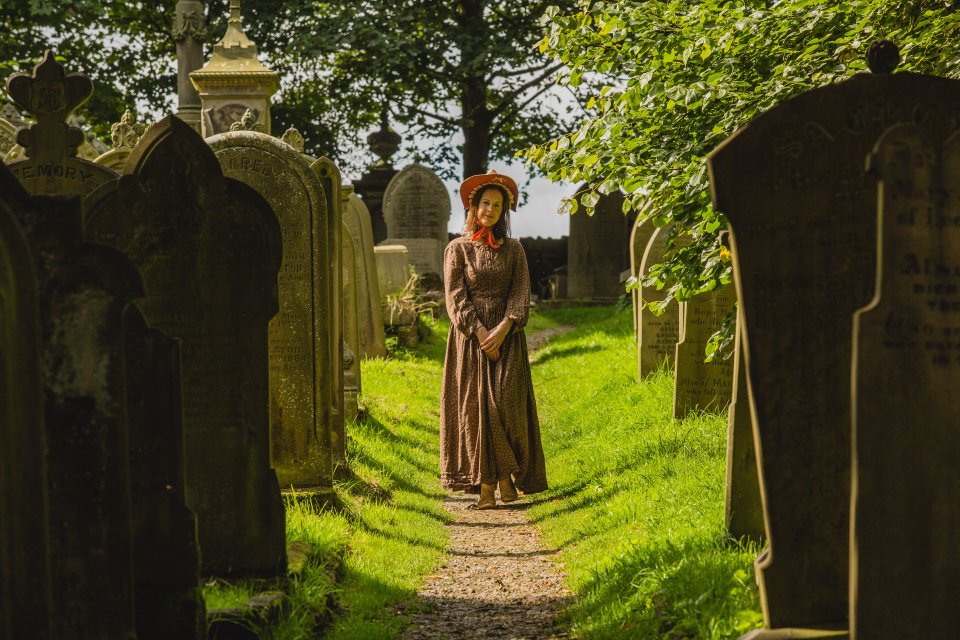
left=638, top=226, right=681, bottom=376
left=208, top=131, right=334, bottom=491
left=672, top=285, right=736, bottom=417
left=6, top=170, right=142, bottom=638
left=5, top=51, right=117, bottom=197
left=123, top=306, right=205, bottom=639
left=851, top=124, right=960, bottom=640
left=84, top=116, right=286, bottom=577
left=708, top=68, right=960, bottom=636
left=567, top=187, right=631, bottom=300
left=724, top=317, right=764, bottom=543
left=0, top=167, right=52, bottom=639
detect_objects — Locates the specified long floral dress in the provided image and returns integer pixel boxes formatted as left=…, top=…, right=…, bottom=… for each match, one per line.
left=439, top=234, right=548, bottom=494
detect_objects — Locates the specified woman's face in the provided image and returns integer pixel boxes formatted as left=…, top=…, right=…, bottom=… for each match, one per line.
left=476, top=187, right=504, bottom=228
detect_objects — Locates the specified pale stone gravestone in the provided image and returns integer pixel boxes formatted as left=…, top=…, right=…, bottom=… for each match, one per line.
left=568, top=187, right=632, bottom=299
left=208, top=130, right=334, bottom=491
left=850, top=124, right=960, bottom=640
left=342, top=222, right=362, bottom=423
left=0, top=166, right=53, bottom=640
left=311, top=156, right=347, bottom=474
left=724, top=315, right=764, bottom=543
left=123, top=306, right=205, bottom=638
left=94, top=109, right=146, bottom=171
left=5, top=51, right=117, bottom=197
left=707, top=44, right=960, bottom=636
left=673, top=284, right=736, bottom=417
left=3, top=165, right=143, bottom=638
left=638, top=226, right=681, bottom=377
left=84, top=116, right=287, bottom=577
left=629, top=208, right=655, bottom=335
left=381, top=163, right=450, bottom=281
left=375, top=244, right=411, bottom=303
left=343, top=186, right=387, bottom=358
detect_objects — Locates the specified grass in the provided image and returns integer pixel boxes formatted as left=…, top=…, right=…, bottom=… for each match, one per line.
left=526, top=304, right=763, bottom=639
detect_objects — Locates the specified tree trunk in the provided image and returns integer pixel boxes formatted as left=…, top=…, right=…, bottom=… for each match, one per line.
left=458, top=0, right=493, bottom=181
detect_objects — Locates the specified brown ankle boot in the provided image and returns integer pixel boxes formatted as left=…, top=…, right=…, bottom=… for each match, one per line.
left=470, top=482, right=497, bottom=510
left=498, top=476, right=519, bottom=503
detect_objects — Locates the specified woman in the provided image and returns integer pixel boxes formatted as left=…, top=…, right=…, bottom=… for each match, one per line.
left=439, top=170, right=548, bottom=509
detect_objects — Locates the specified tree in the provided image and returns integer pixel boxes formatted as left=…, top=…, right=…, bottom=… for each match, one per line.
left=0, top=0, right=581, bottom=180
left=524, top=0, right=960, bottom=354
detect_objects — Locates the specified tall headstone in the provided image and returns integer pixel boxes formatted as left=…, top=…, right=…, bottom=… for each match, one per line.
left=708, top=44, right=960, bottom=637
left=672, top=284, right=736, bottom=417
left=343, top=186, right=387, bottom=358
left=173, top=0, right=207, bottom=132
left=638, top=226, right=681, bottom=377
left=311, top=156, right=347, bottom=475
left=353, top=111, right=402, bottom=243
left=208, top=130, right=334, bottom=491
left=381, top=163, right=451, bottom=281
left=84, top=116, right=286, bottom=577
left=850, top=123, right=960, bottom=640
left=4, top=51, right=117, bottom=196
left=190, top=0, right=280, bottom=137
left=123, top=306, right=205, bottom=639
left=629, top=208, right=655, bottom=334
left=724, top=317, right=765, bottom=543
left=94, top=109, right=146, bottom=171
left=342, top=222, right=362, bottom=423
left=567, top=187, right=631, bottom=300
left=0, top=166, right=52, bottom=640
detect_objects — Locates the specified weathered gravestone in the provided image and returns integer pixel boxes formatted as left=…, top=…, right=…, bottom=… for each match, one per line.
left=4, top=51, right=117, bottom=197
left=638, top=226, right=682, bottom=377
left=850, top=124, right=960, bottom=640
left=381, top=163, right=450, bottom=282
left=375, top=244, right=411, bottom=304
left=629, top=208, right=655, bottom=335
left=724, top=315, right=764, bottom=543
left=343, top=186, right=387, bottom=358
left=0, top=166, right=52, bottom=640
left=673, top=284, right=736, bottom=418
left=1, top=164, right=143, bottom=638
left=312, top=156, right=347, bottom=475
left=342, top=221, right=362, bottom=423
left=123, top=306, right=205, bottom=639
left=208, top=130, right=334, bottom=491
left=707, top=44, right=960, bottom=636
left=568, top=187, right=631, bottom=300
left=84, top=116, right=286, bottom=577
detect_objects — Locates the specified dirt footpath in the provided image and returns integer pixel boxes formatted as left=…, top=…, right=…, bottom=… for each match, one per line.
left=401, top=494, right=571, bottom=640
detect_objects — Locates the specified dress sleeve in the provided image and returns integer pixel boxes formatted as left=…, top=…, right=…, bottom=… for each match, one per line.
left=444, top=241, right=482, bottom=337
left=505, top=240, right=530, bottom=330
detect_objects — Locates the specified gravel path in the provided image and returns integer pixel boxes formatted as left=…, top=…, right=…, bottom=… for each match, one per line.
left=400, top=325, right=577, bottom=640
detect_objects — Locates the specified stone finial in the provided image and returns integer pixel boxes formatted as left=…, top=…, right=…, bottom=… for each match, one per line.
left=172, top=0, right=207, bottom=43
left=212, top=0, right=260, bottom=58
left=110, top=109, right=146, bottom=149
left=280, top=127, right=305, bottom=152
left=6, top=50, right=93, bottom=160
left=367, top=109, right=402, bottom=167
left=229, top=108, right=262, bottom=132
left=868, top=40, right=900, bottom=74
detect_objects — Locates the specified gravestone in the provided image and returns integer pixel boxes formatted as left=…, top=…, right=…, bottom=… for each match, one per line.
left=850, top=124, right=960, bottom=640
left=375, top=244, right=411, bottom=303
left=94, top=109, right=146, bottom=171
left=638, top=226, right=681, bottom=377
left=673, top=284, right=736, bottom=417
left=3, top=165, right=143, bottom=638
left=567, top=187, right=632, bottom=299
left=84, top=115, right=286, bottom=577
left=208, top=130, right=334, bottom=491
left=4, top=52, right=117, bottom=196
left=381, top=163, right=450, bottom=281
left=629, top=208, right=655, bottom=334
left=0, top=166, right=52, bottom=640
left=342, top=222, right=361, bottom=423
left=707, top=46, right=960, bottom=636
left=343, top=186, right=387, bottom=358
left=123, top=306, right=205, bottom=639
left=724, top=315, right=764, bottom=543
left=311, top=156, right=347, bottom=474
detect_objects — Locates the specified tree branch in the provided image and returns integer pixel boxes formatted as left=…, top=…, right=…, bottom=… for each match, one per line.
left=490, top=63, right=564, bottom=118
left=490, top=61, right=555, bottom=80
left=413, top=107, right=460, bottom=126
left=489, top=85, right=554, bottom=139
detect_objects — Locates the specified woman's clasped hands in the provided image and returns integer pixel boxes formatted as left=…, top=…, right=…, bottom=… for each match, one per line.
left=476, top=318, right=514, bottom=363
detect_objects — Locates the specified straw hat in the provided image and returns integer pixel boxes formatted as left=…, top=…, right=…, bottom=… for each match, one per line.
left=458, top=170, right=519, bottom=211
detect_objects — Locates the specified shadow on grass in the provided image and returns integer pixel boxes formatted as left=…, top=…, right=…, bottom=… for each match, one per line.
left=530, top=342, right=604, bottom=366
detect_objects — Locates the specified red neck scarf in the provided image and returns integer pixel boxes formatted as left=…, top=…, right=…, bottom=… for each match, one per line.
left=471, top=226, right=501, bottom=249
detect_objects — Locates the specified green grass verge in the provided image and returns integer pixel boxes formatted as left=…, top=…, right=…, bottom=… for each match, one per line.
left=527, top=304, right=763, bottom=639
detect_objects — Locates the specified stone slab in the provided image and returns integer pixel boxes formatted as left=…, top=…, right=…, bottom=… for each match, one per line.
left=343, top=188, right=387, bottom=358
left=638, top=226, right=681, bottom=376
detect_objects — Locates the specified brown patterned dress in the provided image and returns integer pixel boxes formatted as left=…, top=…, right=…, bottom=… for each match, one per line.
left=440, top=235, right=548, bottom=494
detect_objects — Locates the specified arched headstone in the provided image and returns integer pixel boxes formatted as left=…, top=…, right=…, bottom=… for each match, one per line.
left=629, top=209, right=655, bottom=335
left=567, top=187, right=631, bottom=300
left=208, top=130, right=334, bottom=491
left=84, top=116, right=286, bottom=578
left=638, top=226, right=681, bottom=377
left=343, top=187, right=387, bottom=358
left=381, top=163, right=450, bottom=281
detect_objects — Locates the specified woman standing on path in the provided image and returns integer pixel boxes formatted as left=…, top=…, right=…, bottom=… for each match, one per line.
left=439, top=170, right=548, bottom=509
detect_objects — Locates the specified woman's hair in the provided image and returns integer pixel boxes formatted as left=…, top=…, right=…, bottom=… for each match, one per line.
left=464, top=184, right=511, bottom=238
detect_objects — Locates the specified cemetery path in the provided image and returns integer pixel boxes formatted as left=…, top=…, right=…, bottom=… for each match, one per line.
left=400, top=494, right=571, bottom=640
left=400, top=325, right=576, bottom=639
